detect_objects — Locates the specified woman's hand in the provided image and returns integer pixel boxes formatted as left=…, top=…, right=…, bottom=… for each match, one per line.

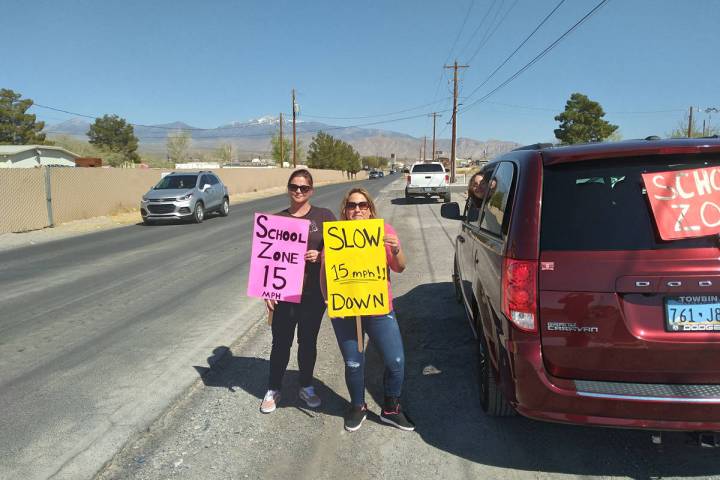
left=265, top=299, right=278, bottom=312
left=384, top=234, right=400, bottom=256
left=305, top=249, right=320, bottom=263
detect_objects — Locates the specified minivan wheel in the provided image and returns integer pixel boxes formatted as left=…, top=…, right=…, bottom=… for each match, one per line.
left=219, top=197, right=229, bottom=217
left=192, top=202, right=204, bottom=223
left=478, top=335, right=516, bottom=416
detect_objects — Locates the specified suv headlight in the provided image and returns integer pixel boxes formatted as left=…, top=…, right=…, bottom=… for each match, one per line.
left=178, top=193, right=193, bottom=201
left=142, top=195, right=148, bottom=201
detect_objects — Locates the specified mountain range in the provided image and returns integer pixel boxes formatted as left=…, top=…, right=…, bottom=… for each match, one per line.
left=45, top=116, right=521, bottom=160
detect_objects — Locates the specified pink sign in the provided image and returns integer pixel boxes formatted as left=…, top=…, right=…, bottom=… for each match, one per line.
left=642, top=167, right=720, bottom=240
left=247, top=213, right=310, bottom=303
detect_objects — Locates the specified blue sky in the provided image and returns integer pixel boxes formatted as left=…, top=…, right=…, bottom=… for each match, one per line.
left=2, top=0, right=718, bottom=145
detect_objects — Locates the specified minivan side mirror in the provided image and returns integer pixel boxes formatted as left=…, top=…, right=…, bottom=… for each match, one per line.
left=440, top=202, right=463, bottom=220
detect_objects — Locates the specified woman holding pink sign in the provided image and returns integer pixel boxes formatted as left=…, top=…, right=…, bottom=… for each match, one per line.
left=328, top=187, right=414, bottom=433
left=260, top=169, right=336, bottom=414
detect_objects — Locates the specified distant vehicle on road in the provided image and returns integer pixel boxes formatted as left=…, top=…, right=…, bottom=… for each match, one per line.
left=140, top=171, right=229, bottom=224
left=442, top=138, right=720, bottom=435
left=405, top=162, right=450, bottom=202
left=369, top=170, right=384, bottom=179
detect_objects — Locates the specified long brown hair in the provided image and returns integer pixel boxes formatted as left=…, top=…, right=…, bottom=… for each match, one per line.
left=339, top=187, right=378, bottom=220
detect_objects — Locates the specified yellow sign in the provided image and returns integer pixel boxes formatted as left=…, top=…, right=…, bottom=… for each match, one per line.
left=323, top=219, right=389, bottom=317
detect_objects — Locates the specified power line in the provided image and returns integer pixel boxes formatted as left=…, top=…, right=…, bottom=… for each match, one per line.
left=460, top=0, right=610, bottom=114
left=105, top=109, right=455, bottom=140
left=456, top=0, right=501, bottom=60
left=429, top=0, right=476, bottom=109
left=483, top=100, right=684, bottom=115
left=302, top=98, right=449, bottom=120
left=32, top=103, right=262, bottom=131
left=466, top=0, right=520, bottom=64
left=462, top=0, right=567, bottom=105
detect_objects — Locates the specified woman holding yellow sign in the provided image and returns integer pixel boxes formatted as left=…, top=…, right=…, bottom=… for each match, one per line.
left=328, top=187, right=414, bottom=432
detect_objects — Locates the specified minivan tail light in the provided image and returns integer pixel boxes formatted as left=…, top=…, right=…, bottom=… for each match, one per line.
left=502, top=258, right=538, bottom=332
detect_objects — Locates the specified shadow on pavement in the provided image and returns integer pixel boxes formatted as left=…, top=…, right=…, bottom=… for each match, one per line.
left=193, top=347, right=347, bottom=418
left=364, top=282, right=720, bottom=479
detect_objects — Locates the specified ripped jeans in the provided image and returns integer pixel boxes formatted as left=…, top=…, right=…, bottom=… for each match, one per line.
left=331, top=311, right=405, bottom=407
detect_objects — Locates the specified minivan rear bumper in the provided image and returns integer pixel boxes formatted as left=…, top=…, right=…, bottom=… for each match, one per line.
left=509, top=339, right=720, bottom=431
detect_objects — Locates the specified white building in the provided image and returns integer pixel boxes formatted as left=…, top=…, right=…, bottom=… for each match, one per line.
left=0, top=145, right=78, bottom=168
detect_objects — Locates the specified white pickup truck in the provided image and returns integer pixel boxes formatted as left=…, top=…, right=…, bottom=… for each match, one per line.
left=404, top=162, right=450, bottom=202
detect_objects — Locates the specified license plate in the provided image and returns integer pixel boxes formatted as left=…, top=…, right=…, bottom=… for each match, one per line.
left=424, top=187, right=433, bottom=192
left=665, top=296, right=720, bottom=332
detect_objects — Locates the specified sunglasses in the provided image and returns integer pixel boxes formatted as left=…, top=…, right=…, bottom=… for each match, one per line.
left=345, top=201, right=370, bottom=211
left=288, top=184, right=312, bottom=193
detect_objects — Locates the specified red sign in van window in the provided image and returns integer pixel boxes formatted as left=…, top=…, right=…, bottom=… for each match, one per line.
left=642, top=167, right=720, bottom=240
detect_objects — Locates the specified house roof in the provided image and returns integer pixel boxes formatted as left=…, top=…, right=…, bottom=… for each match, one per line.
left=0, top=145, right=80, bottom=158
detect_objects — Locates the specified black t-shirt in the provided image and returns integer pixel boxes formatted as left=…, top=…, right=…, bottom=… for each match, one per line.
left=277, top=206, right=337, bottom=295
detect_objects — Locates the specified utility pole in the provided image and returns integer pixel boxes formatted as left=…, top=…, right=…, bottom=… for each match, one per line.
left=418, top=141, right=423, bottom=162
left=423, top=136, right=427, bottom=162
left=279, top=112, right=284, bottom=167
left=292, top=89, right=297, bottom=167
left=688, top=106, right=694, bottom=138
left=445, top=61, right=468, bottom=183
left=429, top=112, right=441, bottom=161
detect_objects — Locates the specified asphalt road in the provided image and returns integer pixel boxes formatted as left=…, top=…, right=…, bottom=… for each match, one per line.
left=3, top=175, right=720, bottom=480
left=0, top=176, right=393, bottom=480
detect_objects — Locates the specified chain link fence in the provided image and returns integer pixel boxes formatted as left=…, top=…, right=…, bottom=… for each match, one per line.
left=0, top=168, right=51, bottom=233
left=0, top=167, right=349, bottom=234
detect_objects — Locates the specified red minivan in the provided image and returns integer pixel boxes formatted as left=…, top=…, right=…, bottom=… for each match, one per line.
left=442, top=138, right=720, bottom=432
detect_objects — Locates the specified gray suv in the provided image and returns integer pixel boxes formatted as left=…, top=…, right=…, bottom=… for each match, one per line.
left=140, top=171, right=229, bottom=224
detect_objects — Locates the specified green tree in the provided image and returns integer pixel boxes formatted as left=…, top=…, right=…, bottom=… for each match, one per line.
left=166, top=130, right=192, bottom=164
left=307, top=131, right=336, bottom=169
left=0, top=89, right=46, bottom=144
left=307, top=131, right=360, bottom=175
left=270, top=133, right=291, bottom=166
left=87, top=114, right=140, bottom=165
left=554, top=93, right=618, bottom=144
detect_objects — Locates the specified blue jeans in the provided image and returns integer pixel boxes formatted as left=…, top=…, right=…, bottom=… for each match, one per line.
left=331, top=311, right=405, bottom=406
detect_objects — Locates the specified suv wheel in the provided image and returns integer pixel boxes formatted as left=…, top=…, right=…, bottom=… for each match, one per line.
left=192, top=202, right=204, bottom=223
left=478, top=335, right=515, bottom=417
left=219, top=197, right=229, bottom=217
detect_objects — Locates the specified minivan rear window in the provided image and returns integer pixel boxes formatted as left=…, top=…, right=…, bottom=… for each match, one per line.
left=411, top=164, right=444, bottom=173
left=541, top=154, right=720, bottom=251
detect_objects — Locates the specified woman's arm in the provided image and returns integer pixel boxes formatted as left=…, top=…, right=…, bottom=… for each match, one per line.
left=384, top=233, right=406, bottom=273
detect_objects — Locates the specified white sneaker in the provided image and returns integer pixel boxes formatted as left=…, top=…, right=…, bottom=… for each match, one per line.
left=260, top=390, right=280, bottom=413
left=299, top=386, right=321, bottom=408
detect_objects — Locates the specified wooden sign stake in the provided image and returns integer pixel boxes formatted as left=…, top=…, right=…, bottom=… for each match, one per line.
left=356, top=316, right=363, bottom=352
left=268, top=308, right=274, bottom=326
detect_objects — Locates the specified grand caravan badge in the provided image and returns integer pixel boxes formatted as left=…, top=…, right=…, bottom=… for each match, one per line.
left=547, top=322, right=599, bottom=333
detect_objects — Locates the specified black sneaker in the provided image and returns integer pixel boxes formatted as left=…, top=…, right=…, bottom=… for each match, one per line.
left=344, top=404, right=368, bottom=432
left=380, top=401, right=415, bottom=431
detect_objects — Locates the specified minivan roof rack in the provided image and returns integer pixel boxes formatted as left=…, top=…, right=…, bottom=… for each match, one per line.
left=512, top=143, right=554, bottom=151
